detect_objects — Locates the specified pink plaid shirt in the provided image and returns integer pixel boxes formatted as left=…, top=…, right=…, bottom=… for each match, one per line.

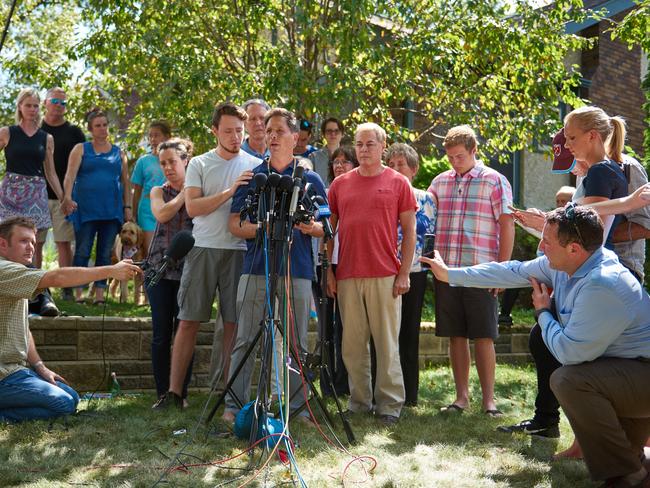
left=427, top=162, right=512, bottom=267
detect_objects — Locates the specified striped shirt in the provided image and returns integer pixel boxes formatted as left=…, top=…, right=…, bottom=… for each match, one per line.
left=427, top=162, right=512, bottom=267
left=0, top=257, right=46, bottom=381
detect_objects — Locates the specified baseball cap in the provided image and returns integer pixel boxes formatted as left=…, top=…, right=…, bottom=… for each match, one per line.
left=551, top=128, right=576, bottom=174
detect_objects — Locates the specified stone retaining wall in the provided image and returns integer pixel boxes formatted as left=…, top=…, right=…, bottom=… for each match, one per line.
left=30, top=316, right=532, bottom=392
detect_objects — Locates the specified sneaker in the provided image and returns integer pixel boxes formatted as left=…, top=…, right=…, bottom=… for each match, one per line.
left=378, top=414, right=399, bottom=426
left=39, top=291, right=60, bottom=317
left=151, top=391, right=183, bottom=410
left=497, top=418, right=560, bottom=438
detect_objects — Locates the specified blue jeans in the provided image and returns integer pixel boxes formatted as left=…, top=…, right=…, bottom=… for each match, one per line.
left=0, top=369, right=79, bottom=423
left=146, top=279, right=193, bottom=398
left=73, top=219, right=121, bottom=288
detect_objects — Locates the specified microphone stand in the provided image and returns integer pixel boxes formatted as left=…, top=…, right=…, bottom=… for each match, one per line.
left=206, top=183, right=355, bottom=447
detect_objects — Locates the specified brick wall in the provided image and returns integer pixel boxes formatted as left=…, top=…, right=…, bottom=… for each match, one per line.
left=586, top=10, right=646, bottom=157
left=29, top=317, right=532, bottom=393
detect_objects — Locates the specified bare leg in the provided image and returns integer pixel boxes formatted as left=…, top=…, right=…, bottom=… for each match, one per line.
left=169, top=320, right=200, bottom=395
left=34, top=241, right=44, bottom=269
left=554, top=437, right=583, bottom=460
left=449, top=336, right=471, bottom=408
left=55, top=241, right=73, bottom=268
left=222, top=321, right=237, bottom=382
left=143, top=231, right=154, bottom=255
left=475, top=338, right=497, bottom=411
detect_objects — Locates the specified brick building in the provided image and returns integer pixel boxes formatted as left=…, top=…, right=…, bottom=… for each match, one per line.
left=521, top=0, right=648, bottom=210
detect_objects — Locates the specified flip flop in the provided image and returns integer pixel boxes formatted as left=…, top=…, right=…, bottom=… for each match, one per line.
left=440, top=404, right=465, bottom=414
left=93, top=300, right=106, bottom=306
left=485, top=409, right=503, bottom=417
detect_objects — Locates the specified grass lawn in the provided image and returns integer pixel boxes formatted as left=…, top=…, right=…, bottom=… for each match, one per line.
left=0, top=365, right=595, bottom=487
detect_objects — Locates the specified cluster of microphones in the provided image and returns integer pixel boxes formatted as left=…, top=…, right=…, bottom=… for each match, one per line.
left=239, top=166, right=333, bottom=241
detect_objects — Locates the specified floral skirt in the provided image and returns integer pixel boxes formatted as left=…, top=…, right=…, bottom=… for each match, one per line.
left=0, top=172, right=52, bottom=230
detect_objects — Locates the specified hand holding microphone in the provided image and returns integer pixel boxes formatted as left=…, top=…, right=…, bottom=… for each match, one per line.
left=146, top=230, right=195, bottom=288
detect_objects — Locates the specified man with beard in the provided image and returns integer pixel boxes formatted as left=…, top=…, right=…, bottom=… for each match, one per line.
left=156, top=102, right=259, bottom=409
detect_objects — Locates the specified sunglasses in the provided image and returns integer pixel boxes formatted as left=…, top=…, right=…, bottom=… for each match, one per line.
left=48, top=98, right=67, bottom=107
left=564, top=202, right=584, bottom=246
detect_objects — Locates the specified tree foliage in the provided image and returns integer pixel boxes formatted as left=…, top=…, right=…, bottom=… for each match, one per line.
left=3, top=0, right=590, bottom=159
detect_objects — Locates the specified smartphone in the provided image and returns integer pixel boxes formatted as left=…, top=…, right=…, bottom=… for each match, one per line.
left=421, top=233, right=436, bottom=269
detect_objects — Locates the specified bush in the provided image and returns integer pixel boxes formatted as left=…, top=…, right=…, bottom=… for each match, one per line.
left=412, top=153, right=450, bottom=190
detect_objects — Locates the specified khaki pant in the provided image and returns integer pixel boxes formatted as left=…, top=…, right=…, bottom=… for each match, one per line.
left=551, top=357, right=650, bottom=480
left=338, top=276, right=404, bottom=417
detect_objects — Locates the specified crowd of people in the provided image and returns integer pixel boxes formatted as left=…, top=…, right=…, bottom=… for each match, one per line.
left=1, top=87, right=650, bottom=487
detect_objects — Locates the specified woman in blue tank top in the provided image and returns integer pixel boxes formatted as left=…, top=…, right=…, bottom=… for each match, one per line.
left=62, top=109, right=132, bottom=304
left=0, top=88, right=64, bottom=250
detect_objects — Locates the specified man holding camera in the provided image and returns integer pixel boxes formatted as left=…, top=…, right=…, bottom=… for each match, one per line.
left=223, top=108, right=327, bottom=424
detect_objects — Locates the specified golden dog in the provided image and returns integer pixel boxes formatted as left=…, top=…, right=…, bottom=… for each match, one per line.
left=109, top=221, right=147, bottom=304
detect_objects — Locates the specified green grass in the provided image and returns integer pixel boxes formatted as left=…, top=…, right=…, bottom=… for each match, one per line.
left=0, top=365, right=595, bottom=487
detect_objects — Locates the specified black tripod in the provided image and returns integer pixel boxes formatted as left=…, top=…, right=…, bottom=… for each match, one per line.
left=205, top=182, right=354, bottom=447
left=312, top=248, right=356, bottom=444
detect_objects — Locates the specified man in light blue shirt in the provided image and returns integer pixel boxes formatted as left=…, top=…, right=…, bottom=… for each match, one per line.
left=422, top=204, right=650, bottom=486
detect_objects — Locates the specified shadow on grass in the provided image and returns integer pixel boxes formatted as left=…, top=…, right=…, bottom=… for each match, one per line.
left=0, top=365, right=595, bottom=487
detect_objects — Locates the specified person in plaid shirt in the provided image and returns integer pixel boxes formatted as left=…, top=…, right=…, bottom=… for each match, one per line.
left=0, top=217, right=141, bottom=423
left=427, top=125, right=514, bottom=416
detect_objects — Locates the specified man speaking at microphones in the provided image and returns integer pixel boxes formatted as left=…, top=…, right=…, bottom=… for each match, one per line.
left=223, top=108, right=327, bottom=424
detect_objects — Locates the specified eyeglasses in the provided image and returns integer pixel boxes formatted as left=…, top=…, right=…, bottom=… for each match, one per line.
left=48, top=98, right=67, bottom=107
left=324, top=129, right=340, bottom=135
left=332, top=159, right=352, bottom=166
left=564, top=202, right=584, bottom=246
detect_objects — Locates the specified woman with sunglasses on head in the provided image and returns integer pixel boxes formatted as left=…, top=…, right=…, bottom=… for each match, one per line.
left=62, top=108, right=131, bottom=305
left=131, top=120, right=171, bottom=255
left=146, top=138, right=195, bottom=410
left=0, top=88, right=64, bottom=251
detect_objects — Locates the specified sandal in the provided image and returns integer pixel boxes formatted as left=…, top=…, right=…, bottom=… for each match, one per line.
left=440, top=404, right=465, bottom=414
left=93, top=300, right=106, bottom=306
left=485, top=409, right=504, bottom=417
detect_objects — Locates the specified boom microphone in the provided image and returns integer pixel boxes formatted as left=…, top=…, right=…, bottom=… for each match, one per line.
left=146, top=230, right=195, bottom=288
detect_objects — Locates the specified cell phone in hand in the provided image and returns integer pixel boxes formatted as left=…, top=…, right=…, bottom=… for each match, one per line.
left=421, top=233, right=436, bottom=269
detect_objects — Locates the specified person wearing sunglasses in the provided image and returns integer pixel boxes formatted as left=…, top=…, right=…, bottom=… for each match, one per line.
left=39, top=88, right=86, bottom=301
left=422, top=204, right=650, bottom=487
left=293, top=119, right=317, bottom=158
left=0, top=88, right=64, bottom=263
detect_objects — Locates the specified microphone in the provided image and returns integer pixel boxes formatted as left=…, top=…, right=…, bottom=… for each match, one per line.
left=146, top=230, right=195, bottom=288
left=253, top=172, right=268, bottom=227
left=314, top=195, right=333, bottom=240
left=274, top=175, right=294, bottom=241
left=289, top=165, right=305, bottom=218
left=266, top=173, right=282, bottom=221
left=240, top=188, right=256, bottom=225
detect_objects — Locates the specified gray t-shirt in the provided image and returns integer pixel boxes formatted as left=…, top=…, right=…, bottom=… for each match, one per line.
left=613, top=155, right=650, bottom=280
left=185, top=150, right=260, bottom=249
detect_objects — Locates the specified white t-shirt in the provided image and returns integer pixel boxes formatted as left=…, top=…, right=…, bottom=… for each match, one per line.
left=185, top=150, right=260, bottom=249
